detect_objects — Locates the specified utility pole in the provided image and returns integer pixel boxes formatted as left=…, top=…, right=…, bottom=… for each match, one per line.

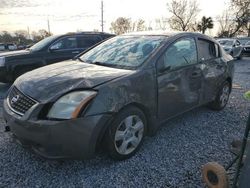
left=27, top=26, right=30, bottom=39
left=47, top=19, right=51, bottom=34
left=101, top=1, right=104, bottom=32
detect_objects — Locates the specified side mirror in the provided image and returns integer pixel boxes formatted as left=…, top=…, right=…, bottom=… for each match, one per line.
left=157, top=56, right=171, bottom=74
left=49, top=43, right=62, bottom=52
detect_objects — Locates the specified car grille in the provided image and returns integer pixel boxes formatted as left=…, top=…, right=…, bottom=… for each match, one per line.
left=8, top=87, right=38, bottom=116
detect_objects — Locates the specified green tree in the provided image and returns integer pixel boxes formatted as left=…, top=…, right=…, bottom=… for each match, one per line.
left=197, top=16, right=214, bottom=34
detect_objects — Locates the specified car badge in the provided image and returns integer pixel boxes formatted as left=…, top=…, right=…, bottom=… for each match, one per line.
left=11, top=95, right=20, bottom=104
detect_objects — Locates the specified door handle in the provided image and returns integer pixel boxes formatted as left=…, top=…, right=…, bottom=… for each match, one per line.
left=72, top=51, right=80, bottom=54
left=191, top=71, right=201, bottom=78
left=216, top=64, right=224, bottom=69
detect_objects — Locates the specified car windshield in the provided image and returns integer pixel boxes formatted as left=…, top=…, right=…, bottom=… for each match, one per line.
left=218, top=39, right=234, bottom=46
left=29, top=35, right=58, bottom=51
left=79, top=35, right=166, bottom=69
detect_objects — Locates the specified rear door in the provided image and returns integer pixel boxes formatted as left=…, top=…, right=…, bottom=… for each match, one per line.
left=197, top=38, right=226, bottom=103
left=77, top=35, right=102, bottom=52
left=157, top=37, right=202, bottom=120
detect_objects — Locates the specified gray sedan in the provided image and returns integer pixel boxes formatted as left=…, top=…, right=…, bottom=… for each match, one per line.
left=3, top=32, right=234, bottom=160
left=217, top=38, right=243, bottom=59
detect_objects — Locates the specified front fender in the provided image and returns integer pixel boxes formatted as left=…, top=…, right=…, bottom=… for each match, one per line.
left=85, top=69, right=157, bottom=117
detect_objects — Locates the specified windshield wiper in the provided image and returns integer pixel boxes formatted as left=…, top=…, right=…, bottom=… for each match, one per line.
left=76, top=57, right=84, bottom=62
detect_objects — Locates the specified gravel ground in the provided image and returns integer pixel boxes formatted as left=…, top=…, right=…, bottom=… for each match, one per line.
left=0, top=58, right=249, bottom=188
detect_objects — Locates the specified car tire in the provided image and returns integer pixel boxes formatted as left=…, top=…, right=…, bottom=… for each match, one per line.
left=202, top=162, right=228, bottom=188
left=208, top=81, right=230, bottom=111
left=105, top=106, right=147, bottom=160
left=237, top=54, right=242, bottom=60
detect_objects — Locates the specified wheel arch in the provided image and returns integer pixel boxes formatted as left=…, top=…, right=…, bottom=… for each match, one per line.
left=94, top=102, right=157, bottom=153
left=226, top=77, right=232, bottom=93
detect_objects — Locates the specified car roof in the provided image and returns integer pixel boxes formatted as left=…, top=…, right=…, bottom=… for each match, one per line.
left=123, top=30, right=207, bottom=37
left=122, top=31, right=218, bottom=44
left=217, top=38, right=234, bottom=41
left=62, top=32, right=114, bottom=37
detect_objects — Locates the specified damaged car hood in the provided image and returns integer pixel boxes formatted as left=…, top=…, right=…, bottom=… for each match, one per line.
left=14, top=60, right=133, bottom=101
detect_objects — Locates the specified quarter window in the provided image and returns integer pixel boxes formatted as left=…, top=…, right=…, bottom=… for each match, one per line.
left=198, top=39, right=217, bottom=60
left=162, top=38, right=198, bottom=69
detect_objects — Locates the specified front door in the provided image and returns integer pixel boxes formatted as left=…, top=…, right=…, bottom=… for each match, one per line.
left=45, top=36, right=79, bottom=64
left=157, top=37, right=202, bottom=120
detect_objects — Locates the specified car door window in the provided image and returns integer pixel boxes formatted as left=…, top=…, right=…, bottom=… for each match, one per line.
left=50, top=37, right=77, bottom=50
left=198, top=39, right=217, bottom=61
left=162, top=38, right=198, bottom=70
left=77, top=36, right=101, bottom=48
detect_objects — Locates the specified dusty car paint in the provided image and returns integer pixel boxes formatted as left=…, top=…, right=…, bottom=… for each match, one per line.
left=3, top=32, right=234, bottom=159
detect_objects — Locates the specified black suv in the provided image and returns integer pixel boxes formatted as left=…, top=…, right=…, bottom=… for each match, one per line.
left=0, top=32, right=115, bottom=83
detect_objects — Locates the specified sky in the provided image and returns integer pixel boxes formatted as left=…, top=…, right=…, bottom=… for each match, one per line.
left=0, top=0, right=230, bottom=36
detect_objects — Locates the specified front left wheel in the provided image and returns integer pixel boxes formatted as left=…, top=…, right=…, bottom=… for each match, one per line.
left=105, top=106, right=147, bottom=160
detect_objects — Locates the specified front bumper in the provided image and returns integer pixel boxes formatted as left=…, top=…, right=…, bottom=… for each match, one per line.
left=3, top=99, right=112, bottom=159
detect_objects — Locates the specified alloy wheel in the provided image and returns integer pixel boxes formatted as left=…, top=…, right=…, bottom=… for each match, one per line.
left=220, top=84, right=230, bottom=107
left=114, top=115, right=144, bottom=155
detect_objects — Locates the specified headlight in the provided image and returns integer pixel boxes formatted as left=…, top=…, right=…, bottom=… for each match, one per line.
left=47, top=91, right=97, bottom=119
left=0, top=57, right=5, bottom=67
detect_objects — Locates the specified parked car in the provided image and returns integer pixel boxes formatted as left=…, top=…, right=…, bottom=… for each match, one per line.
left=3, top=32, right=234, bottom=160
left=0, top=32, right=115, bottom=83
left=242, top=40, right=250, bottom=56
left=217, top=38, right=243, bottom=59
left=0, top=43, right=17, bottom=51
left=236, top=37, right=250, bottom=46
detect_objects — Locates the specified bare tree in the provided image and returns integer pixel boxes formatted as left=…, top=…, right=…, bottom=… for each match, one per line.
left=231, top=0, right=250, bottom=36
left=217, top=10, right=235, bottom=37
left=14, top=30, right=29, bottom=44
left=155, top=17, right=168, bottom=30
left=136, top=19, right=146, bottom=31
left=167, top=0, right=200, bottom=31
left=0, top=31, right=14, bottom=43
left=32, top=29, right=52, bottom=42
left=110, top=17, right=131, bottom=35
left=217, top=0, right=250, bottom=37
left=130, top=19, right=146, bottom=32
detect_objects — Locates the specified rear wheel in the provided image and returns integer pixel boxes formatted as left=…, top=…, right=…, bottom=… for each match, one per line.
left=105, top=106, right=147, bottom=160
left=208, top=81, right=230, bottom=111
